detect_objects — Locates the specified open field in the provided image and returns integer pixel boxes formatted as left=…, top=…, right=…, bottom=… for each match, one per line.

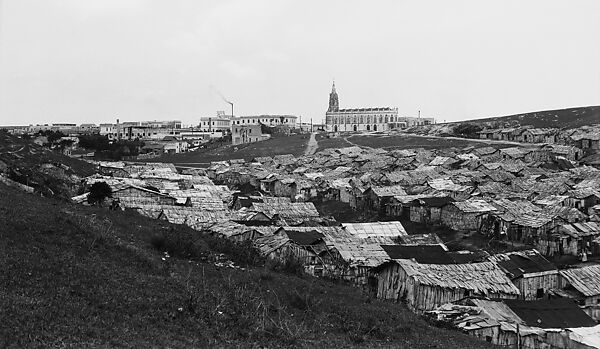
left=316, top=133, right=521, bottom=152
left=0, top=183, right=499, bottom=348
left=315, top=133, right=352, bottom=152
left=150, top=133, right=311, bottom=167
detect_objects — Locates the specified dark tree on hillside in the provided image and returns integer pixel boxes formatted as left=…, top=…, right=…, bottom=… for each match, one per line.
left=78, top=134, right=110, bottom=151
left=87, top=182, right=112, bottom=206
left=453, top=123, right=483, bottom=138
left=39, top=130, right=65, bottom=144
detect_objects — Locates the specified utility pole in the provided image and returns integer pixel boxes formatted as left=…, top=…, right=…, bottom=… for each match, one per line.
left=516, top=323, right=521, bottom=349
left=310, top=118, right=313, bottom=132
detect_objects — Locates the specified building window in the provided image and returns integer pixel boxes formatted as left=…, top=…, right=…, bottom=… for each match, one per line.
left=536, top=288, right=544, bottom=298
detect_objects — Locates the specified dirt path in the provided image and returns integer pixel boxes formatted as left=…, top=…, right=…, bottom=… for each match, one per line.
left=304, top=132, right=318, bottom=155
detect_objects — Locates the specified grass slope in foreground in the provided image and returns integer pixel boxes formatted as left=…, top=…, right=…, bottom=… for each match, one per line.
left=0, top=184, right=497, bottom=348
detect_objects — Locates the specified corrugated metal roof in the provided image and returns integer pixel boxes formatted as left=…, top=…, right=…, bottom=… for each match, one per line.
left=512, top=211, right=557, bottom=228
left=453, top=199, right=497, bottom=213
left=560, top=264, right=600, bottom=297
left=251, top=202, right=320, bottom=220
left=428, top=178, right=471, bottom=192
left=369, top=185, right=407, bottom=197
left=488, top=250, right=557, bottom=279
left=396, top=260, right=520, bottom=295
left=341, top=221, right=407, bottom=239
left=504, top=298, right=597, bottom=329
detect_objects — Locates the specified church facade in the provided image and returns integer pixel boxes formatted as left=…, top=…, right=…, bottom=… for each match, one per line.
left=325, top=82, right=399, bottom=132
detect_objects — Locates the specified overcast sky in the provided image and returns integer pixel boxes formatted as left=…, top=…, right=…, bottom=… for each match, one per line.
left=0, top=0, right=599, bottom=126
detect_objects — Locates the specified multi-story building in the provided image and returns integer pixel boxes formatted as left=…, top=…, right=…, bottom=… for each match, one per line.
left=231, top=124, right=270, bottom=145
left=77, top=124, right=99, bottom=134
left=324, top=83, right=434, bottom=132
left=199, top=112, right=233, bottom=133
left=99, top=120, right=182, bottom=140
left=231, top=115, right=296, bottom=128
left=27, top=123, right=78, bottom=134
left=199, top=112, right=298, bottom=133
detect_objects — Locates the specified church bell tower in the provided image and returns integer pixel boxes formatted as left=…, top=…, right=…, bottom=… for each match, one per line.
left=328, top=81, right=339, bottom=112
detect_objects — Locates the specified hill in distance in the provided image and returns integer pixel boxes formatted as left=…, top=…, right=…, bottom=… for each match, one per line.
left=465, top=105, right=600, bottom=129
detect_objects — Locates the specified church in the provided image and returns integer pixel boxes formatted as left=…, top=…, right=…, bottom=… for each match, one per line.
left=325, top=82, right=400, bottom=132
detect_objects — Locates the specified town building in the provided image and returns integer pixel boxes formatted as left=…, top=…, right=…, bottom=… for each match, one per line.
left=231, top=124, right=270, bottom=146
left=200, top=112, right=297, bottom=133
left=99, top=120, right=182, bottom=141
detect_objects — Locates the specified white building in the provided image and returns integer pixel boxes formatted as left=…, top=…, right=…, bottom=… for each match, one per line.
left=99, top=120, right=182, bottom=140
left=324, top=83, right=434, bottom=132
left=199, top=113, right=298, bottom=133
left=199, top=114, right=232, bottom=133
left=231, top=115, right=296, bottom=128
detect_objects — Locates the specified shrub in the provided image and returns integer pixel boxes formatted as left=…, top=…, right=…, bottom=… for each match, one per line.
left=87, top=182, right=112, bottom=206
left=149, top=228, right=209, bottom=260
left=203, top=235, right=264, bottom=267
left=453, top=123, right=483, bottom=138
left=265, top=256, right=305, bottom=275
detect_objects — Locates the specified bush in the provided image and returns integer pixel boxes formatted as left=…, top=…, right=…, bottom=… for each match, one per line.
left=265, top=256, right=305, bottom=275
left=453, top=123, right=483, bottom=138
left=149, top=228, right=209, bottom=260
left=87, top=182, right=112, bottom=206
left=204, top=235, right=264, bottom=267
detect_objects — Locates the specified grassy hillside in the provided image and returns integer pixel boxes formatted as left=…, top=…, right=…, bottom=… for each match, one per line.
left=150, top=133, right=311, bottom=167
left=467, top=105, right=600, bottom=129
left=317, top=133, right=519, bottom=152
left=0, top=183, right=497, bottom=348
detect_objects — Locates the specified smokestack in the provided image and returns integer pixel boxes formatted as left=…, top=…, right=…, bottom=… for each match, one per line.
left=229, top=102, right=234, bottom=117
left=116, top=118, right=121, bottom=141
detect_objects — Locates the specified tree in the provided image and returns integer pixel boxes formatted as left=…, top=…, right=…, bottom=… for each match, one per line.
left=39, top=130, right=65, bottom=144
left=453, top=123, right=483, bottom=138
left=87, top=182, right=112, bottom=206
left=58, top=139, right=75, bottom=152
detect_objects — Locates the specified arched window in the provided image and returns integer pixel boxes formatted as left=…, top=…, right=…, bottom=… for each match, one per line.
left=353, top=124, right=357, bottom=132
left=378, top=116, right=382, bottom=123
left=334, top=117, right=338, bottom=124
left=385, top=116, right=389, bottom=123
left=366, top=125, right=370, bottom=131
left=373, top=125, right=378, bottom=131
left=334, top=125, right=338, bottom=132
left=360, top=116, right=364, bottom=124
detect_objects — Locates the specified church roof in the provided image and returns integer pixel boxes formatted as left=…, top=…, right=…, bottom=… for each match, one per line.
left=334, top=107, right=397, bottom=112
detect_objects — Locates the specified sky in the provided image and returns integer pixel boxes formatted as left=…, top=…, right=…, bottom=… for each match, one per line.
left=0, top=0, right=599, bottom=126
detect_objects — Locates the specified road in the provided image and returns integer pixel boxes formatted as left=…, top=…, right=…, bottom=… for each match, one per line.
left=304, top=132, right=318, bottom=155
